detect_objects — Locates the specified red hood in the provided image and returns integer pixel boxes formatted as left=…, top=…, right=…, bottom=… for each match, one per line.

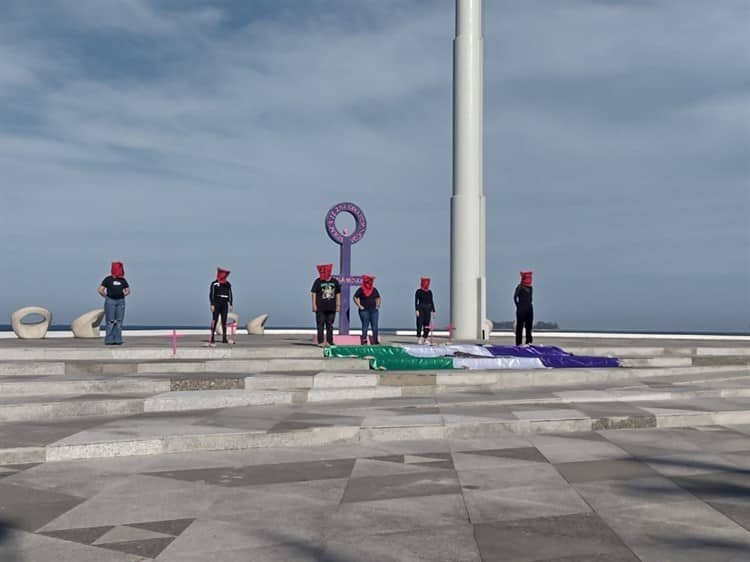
left=316, top=264, right=333, bottom=282
left=420, top=277, right=431, bottom=291
left=111, top=261, right=124, bottom=278
left=520, top=271, right=533, bottom=287
left=216, top=268, right=230, bottom=283
left=361, top=274, right=375, bottom=298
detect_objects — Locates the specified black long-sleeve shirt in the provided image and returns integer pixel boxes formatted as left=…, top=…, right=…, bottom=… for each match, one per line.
left=210, top=281, right=233, bottom=306
left=513, top=285, right=533, bottom=309
left=415, top=289, right=435, bottom=312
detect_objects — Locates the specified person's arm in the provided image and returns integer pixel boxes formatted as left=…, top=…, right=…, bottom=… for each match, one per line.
left=209, top=283, right=215, bottom=311
left=513, top=285, right=520, bottom=306
left=97, top=284, right=106, bottom=297
left=336, top=293, right=341, bottom=312
left=376, top=297, right=381, bottom=310
left=228, top=284, right=233, bottom=309
left=122, top=279, right=130, bottom=297
left=431, top=291, right=436, bottom=313
left=311, top=293, right=317, bottom=312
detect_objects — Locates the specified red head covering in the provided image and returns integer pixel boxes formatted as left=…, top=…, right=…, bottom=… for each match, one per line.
left=110, top=261, right=124, bottom=278
left=317, top=264, right=333, bottom=282
left=420, top=277, right=431, bottom=291
left=216, top=267, right=230, bottom=283
left=361, top=274, right=375, bottom=297
left=520, top=271, right=533, bottom=287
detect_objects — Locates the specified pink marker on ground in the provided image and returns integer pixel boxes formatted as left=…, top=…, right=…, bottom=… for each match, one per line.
left=169, top=328, right=183, bottom=356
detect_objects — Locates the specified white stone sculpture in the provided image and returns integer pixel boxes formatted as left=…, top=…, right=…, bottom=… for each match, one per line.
left=481, top=318, right=494, bottom=340
left=247, top=314, right=269, bottom=335
left=71, top=309, right=105, bottom=338
left=11, top=306, right=52, bottom=339
left=213, top=312, right=240, bottom=337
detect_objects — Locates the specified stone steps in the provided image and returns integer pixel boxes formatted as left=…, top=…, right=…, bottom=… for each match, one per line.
left=0, top=366, right=747, bottom=423
left=4, top=401, right=750, bottom=465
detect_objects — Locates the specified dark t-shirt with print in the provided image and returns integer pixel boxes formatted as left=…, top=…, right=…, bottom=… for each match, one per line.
left=101, top=276, right=129, bottom=300
left=311, top=278, right=341, bottom=312
left=354, top=288, right=380, bottom=310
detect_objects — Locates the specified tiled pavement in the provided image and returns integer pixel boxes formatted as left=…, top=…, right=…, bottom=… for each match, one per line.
left=1, top=425, right=750, bottom=561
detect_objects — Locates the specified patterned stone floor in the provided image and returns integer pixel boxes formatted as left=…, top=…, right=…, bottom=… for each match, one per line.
left=1, top=425, right=750, bottom=561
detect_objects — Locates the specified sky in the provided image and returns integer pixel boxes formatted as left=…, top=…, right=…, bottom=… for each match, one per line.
left=1, top=0, right=748, bottom=333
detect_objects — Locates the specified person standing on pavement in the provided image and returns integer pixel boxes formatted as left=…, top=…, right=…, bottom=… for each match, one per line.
left=415, top=277, right=436, bottom=344
left=209, top=267, right=233, bottom=345
left=98, top=261, right=130, bottom=345
left=353, top=274, right=380, bottom=345
left=311, top=264, right=341, bottom=347
left=514, top=271, right=534, bottom=346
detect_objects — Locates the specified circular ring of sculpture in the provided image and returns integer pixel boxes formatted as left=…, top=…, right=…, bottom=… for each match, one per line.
left=325, top=202, right=367, bottom=245
left=11, top=306, right=52, bottom=339
left=71, top=309, right=105, bottom=338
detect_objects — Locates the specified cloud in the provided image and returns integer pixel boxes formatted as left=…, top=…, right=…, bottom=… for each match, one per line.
left=0, top=0, right=747, bottom=332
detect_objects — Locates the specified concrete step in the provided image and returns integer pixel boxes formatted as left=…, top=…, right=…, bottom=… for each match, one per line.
left=0, top=362, right=66, bottom=376
left=619, top=357, right=693, bottom=367
left=0, top=394, right=148, bottom=422
left=0, top=377, right=171, bottom=397
left=0, top=346, right=325, bottom=361
left=1, top=363, right=744, bottom=401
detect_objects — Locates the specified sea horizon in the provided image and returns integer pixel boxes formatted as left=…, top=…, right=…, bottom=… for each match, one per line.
left=0, top=324, right=747, bottom=337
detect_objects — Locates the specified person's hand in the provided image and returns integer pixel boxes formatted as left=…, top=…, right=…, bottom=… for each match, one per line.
left=228, top=305, right=232, bottom=311
left=210, top=305, right=215, bottom=312
left=416, top=310, right=420, bottom=317
left=313, top=307, right=317, bottom=313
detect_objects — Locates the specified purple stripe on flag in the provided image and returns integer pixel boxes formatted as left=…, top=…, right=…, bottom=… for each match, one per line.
left=484, top=345, right=619, bottom=368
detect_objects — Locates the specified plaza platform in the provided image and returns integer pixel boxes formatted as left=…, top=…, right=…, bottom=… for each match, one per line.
left=1, top=333, right=749, bottom=561
left=0, top=333, right=747, bottom=465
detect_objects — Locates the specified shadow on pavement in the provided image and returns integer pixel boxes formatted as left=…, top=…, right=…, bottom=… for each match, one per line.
left=0, top=519, right=19, bottom=562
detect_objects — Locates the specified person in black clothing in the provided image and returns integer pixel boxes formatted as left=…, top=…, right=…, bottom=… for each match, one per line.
left=311, top=264, right=341, bottom=346
left=514, top=271, right=534, bottom=346
left=415, top=277, right=435, bottom=344
left=98, top=261, right=130, bottom=345
left=209, top=267, right=233, bottom=345
left=353, top=274, right=380, bottom=345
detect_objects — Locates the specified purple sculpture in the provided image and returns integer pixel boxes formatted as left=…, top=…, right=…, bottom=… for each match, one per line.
left=325, top=202, right=367, bottom=335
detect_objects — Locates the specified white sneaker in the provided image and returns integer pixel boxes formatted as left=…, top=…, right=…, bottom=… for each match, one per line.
left=417, top=337, right=424, bottom=345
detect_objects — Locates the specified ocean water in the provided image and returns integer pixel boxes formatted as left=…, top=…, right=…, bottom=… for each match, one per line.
left=0, top=324, right=747, bottom=336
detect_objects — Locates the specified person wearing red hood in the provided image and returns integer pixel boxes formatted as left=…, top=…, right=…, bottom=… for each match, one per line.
left=415, top=277, right=436, bottom=344
left=311, top=264, right=341, bottom=346
left=353, top=275, right=381, bottom=345
left=514, top=271, right=534, bottom=346
left=209, top=268, right=233, bottom=345
left=97, top=261, right=130, bottom=345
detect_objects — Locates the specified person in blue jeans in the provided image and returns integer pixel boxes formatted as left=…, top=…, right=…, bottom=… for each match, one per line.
left=98, top=261, right=130, bottom=345
left=353, top=274, right=380, bottom=345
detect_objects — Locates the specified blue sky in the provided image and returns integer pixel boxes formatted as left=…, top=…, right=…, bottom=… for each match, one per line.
left=1, top=0, right=748, bottom=332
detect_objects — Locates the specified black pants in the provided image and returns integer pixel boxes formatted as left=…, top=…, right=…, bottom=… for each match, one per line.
left=416, top=307, right=432, bottom=338
left=211, top=303, right=228, bottom=342
left=516, top=306, right=533, bottom=346
left=316, top=310, right=336, bottom=344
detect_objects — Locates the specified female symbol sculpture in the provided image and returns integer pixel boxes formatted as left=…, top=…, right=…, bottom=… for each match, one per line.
left=325, top=202, right=367, bottom=335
